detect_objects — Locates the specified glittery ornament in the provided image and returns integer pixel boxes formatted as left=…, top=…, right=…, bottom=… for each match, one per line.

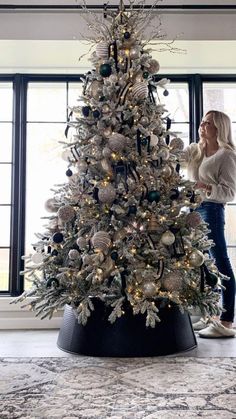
left=76, top=236, right=87, bottom=250
left=147, top=59, right=160, bottom=74
left=98, top=184, right=116, bottom=204
left=68, top=249, right=80, bottom=260
left=31, top=253, right=44, bottom=264
left=132, top=82, right=148, bottom=101
left=142, top=281, right=157, bottom=297
left=57, top=205, right=75, bottom=223
left=162, top=271, right=183, bottom=291
left=186, top=212, right=202, bottom=228
left=108, top=133, right=126, bottom=152
left=92, top=231, right=111, bottom=253
left=169, top=137, right=185, bottom=151
left=76, top=160, right=88, bottom=174
left=147, top=214, right=159, bottom=233
left=129, top=46, right=140, bottom=59
left=96, top=41, right=109, bottom=59
left=161, top=231, right=175, bottom=246
left=45, top=198, right=58, bottom=213
left=100, top=63, right=112, bottom=78
left=188, top=249, right=205, bottom=267
left=88, top=80, right=103, bottom=99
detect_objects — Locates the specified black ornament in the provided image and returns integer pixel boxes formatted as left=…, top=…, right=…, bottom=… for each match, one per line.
left=170, top=188, right=179, bottom=200
left=82, top=106, right=91, bottom=117
left=141, top=138, right=148, bottom=146
left=99, top=96, right=106, bottom=102
left=163, top=89, right=169, bottom=96
left=111, top=251, right=119, bottom=261
left=176, top=163, right=181, bottom=173
left=46, top=277, right=60, bottom=288
left=128, top=205, right=137, bottom=215
left=93, top=109, right=100, bottom=119
left=147, top=190, right=161, bottom=203
left=100, top=63, right=112, bottom=78
left=66, top=168, right=73, bottom=177
left=143, top=71, right=149, bottom=79
left=124, top=31, right=131, bottom=39
left=52, top=232, right=64, bottom=244
left=51, top=249, right=59, bottom=256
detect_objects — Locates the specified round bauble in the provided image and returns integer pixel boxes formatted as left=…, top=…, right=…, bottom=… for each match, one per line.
left=92, top=231, right=111, bottom=253
left=76, top=160, right=88, bottom=174
left=100, top=63, right=112, bottom=78
left=159, top=147, right=170, bottom=160
left=98, top=184, right=116, bottom=204
left=46, top=278, right=59, bottom=288
left=142, top=281, right=157, bottom=297
left=57, top=205, right=75, bottom=223
left=161, top=230, right=176, bottom=246
left=146, top=59, right=160, bottom=74
left=31, top=253, right=44, bottom=264
left=82, top=106, right=91, bottom=117
left=150, top=134, right=159, bottom=146
left=108, top=133, right=126, bottom=152
left=161, top=165, right=172, bottom=178
left=162, top=271, right=183, bottom=292
left=76, top=236, right=87, bottom=250
left=143, top=71, right=149, bottom=79
left=147, top=190, right=161, bottom=203
left=132, top=82, right=148, bottom=101
left=140, top=116, right=149, bottom=127
left=102, top=104, right=111, bottom=114
left=124, top=31, right=131, bottom=40
left=169, top=189, right=179, bottom=200
left=93, top=109, right=100, bottom=119
left=110, top=250, right=119, bottom=260
left=186, top=212, right=202, bottom=228
left=102, top=147, right=112, bottom=158
left=44, top=198, right=58, bottom=213
left=88, top=80, right=103, bottom=100
left=129, top=46, right=140, bottom=60
left=169, top=137, right=185, bottom=152
left=101, top=158, right=113, bottom=176
left=96, top=41, right=109, bottom=59
left=66, top=168, right=73, bottom=177
left=128, top=205, right=137, bottom=215
left=68, top=249, right=80, bottom=260
left=188, top=249, right=205, bottom=267
left=103, top=126, right=112, bottom=138
left=163, top=89, right=169, bottom=97
left=52, top=232, right=64, bottom=244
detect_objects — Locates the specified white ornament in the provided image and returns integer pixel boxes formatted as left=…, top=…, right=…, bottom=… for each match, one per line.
left=96, top=42, right=109, bottom=59
left=161, top=231, right=175, bottom=246
left=132, top=82, right=148, bottom=101
left=31, top=253, right=44, bottom=264
left=108, top=133, right=126, bottom=152
left=150, top=134, right=159, bottom=146
left=57, top=205, right=75, bottom=223
left=92, top=231, right=111, bottom=253
left=68, top=249, right=80, bottom=260
left=98, top=184, right=116, bottom=204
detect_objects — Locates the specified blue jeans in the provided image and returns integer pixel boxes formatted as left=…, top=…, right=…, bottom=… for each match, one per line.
left=196, top=202, right=235, bottom=322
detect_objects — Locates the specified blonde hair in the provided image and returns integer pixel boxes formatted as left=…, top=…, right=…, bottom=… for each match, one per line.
left=188, top=110, right=235, bottom=167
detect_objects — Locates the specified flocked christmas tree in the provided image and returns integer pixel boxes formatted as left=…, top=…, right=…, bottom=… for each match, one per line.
left=15, top=0, right=223, bottom=327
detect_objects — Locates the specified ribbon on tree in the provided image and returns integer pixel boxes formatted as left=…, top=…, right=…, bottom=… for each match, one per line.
left=137, top=129, right=151, bottom=155
left=109, top=41, right=119, bottom=71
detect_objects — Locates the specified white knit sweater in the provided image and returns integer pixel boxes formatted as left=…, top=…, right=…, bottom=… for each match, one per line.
left=184, top=145, right=236, bottom=204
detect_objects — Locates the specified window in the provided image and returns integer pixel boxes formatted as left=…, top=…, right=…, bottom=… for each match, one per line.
left=0, top=82, right=13, bottom=292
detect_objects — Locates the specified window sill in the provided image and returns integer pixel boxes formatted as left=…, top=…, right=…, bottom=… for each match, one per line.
left=0, top=297, right=62, bottom=329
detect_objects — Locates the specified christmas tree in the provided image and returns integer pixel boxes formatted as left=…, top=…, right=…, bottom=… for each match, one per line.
left=16, top=0, right=222, bottom=329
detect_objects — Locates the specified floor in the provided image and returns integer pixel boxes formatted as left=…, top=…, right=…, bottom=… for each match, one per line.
left=0, top=328, right=235, bottom=358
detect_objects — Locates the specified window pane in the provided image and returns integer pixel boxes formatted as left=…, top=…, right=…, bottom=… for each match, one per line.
left=225, top=205, right=236, bottom=246
left=68, top=82, right=83, bottom=108
left=0, top=82, right=13, bottom=121
left=0, top=248, right=9, bottom=291
left=161, top=83, right=189, bottom=122
left=203, top=83, right=236, bottom=123
left=227, top=247, right=236, bottom=276
left=0, top=123, right=12, bottom=162
left=0, top=164, right=12, bottom=204
left=27, top=83, right=67, bottom=122
left=25, top=123, right=67, bottom=256
left=0, top=206, right=11, bottom=247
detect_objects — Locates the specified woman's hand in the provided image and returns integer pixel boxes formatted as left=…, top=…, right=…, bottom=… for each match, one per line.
left=194, top=181, right=212, bottom=193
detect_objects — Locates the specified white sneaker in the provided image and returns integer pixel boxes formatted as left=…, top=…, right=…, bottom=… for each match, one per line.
left=192, top=317, right=210, bottom=331
left=198, top=321, right=236, bottom=338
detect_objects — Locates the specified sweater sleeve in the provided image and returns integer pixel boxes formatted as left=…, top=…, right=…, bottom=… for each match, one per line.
left=207, top=152, right=236, bottom=202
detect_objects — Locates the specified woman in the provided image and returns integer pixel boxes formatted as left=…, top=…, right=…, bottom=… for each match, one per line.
left=185, top=110, right=236, bottom=338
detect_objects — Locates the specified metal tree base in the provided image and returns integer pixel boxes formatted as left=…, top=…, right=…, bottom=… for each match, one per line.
left=57, top=300, right=197, bottom=357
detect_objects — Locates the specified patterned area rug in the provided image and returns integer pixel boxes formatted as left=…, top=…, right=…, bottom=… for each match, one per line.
left=0, top=357, right=235, bottom=418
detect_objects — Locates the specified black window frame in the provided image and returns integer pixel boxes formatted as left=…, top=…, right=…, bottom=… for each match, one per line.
left=0, top=73, right=235, bottom=296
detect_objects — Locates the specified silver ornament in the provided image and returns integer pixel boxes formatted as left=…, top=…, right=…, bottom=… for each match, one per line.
left=44, top=198, right=58, bottom=213
left=150, top=134, right=159, bottom=146
left=57, top=205, right=75, bottom=223
left=92, top=231, right=111, bottom=253
left=102, top=147, right=112, bottom=158
left=103, top=126, right=112, bottom=137
left=159, top=147, right=170, bottom=160
left=76, top=160, right=88, bottom=174
left=98, top=184, right=116, bottom=204
left=68, top=249, right=80, bottom=260
left=162, top=272, right=183, bottom=291
left=188, top=249, right=205, bottom=267
left=129, top=46, right=140, bottom=59
left=186, top=212, right=202, bottom=228
left=142, top=281, right=157, bottom=297
left=161, top=165, right=172, bottom=178
left=161, top=231, right=175, bottom=246
left=132, top=82, right=148, bottom=101
left=88, top=80, right=103, bottom=99
left=170, top=137, right=185, bottom=152
left=140, top=116, right=149, bottom=127
left=146, top=59, right=160, bottom=74
left=108, top=133, right=126, bottom=152
left=76, top=236, right=87, bottom=250
left=31, top=253, right=44, bottom=264
left=102, top=104, right=111, bottom=114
